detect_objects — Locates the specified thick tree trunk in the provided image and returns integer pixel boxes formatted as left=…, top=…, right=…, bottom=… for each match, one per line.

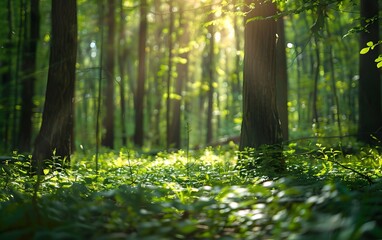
left=32, top=0, right=77, bottom=169
left=239, top=1, right=282, bottom=149
left=101, top=0, right=116, bottom=148
left=133, top=0, right=147, bottom=147
left=19, top=0, right=40, bottom=152
left=239, top=0, right=284, bottom=174
left=358, top=0, right=381, bottom=143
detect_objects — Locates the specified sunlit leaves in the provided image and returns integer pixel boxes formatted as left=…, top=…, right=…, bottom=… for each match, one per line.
left=1, top=145, right=382, bottom=238
left=360, top=40, right=382, bottom=68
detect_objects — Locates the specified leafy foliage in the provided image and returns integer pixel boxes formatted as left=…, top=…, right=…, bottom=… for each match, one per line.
left=1, top=144, right=382, bottom=239
left=360, top=40, right=382, bottom=68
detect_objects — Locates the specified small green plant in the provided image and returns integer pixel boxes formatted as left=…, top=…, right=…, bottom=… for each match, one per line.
left=1, top=144, right=382, bottom=239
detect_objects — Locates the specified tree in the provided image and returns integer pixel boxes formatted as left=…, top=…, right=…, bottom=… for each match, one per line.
left=18, top=0, right=40, bottom=152
left=206, top=2, right=216, bottom=145
left=133, top=0, right=148, bottom=147
left=276, top=16, right=288, bottom=141
left=118, top=0, right=128, bottom=146
left=101, top=0, right=116, bottom=148
left=0, top=0, right=14, bottom=151
left=32, top=0, right=77, bottom=170
left=358, top=0, right=381, bottom=144
left=239, top=0, right=284, bottom=173
left=169, top=6, right=190, bottom=149
left=166, top=0, right=174, bottom=150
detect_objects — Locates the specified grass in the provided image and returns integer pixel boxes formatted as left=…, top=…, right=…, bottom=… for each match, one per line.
left=1, top=142, right=382, bottom=239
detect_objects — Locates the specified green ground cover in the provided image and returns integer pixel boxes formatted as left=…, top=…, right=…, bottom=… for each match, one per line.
left=1, top=142, right=382, bottom=239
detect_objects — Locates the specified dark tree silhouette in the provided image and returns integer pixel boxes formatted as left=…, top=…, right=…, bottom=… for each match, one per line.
left=133, top=0, right=148, bottom=147
left=19, top=0, right=40, bottom=152
left=358, top=0, right=381, bottom=144
left=101, top=0, right=116, bottom=148
left=238, top=0, right=284, bottom=174
left=32, top=0, right=77, bottom=170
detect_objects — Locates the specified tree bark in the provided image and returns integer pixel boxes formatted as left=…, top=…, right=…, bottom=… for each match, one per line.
left=32, top=0, right=77, bottom=169
left=101, top=0, right=116, bottom=148
left=133, top=0, right=147, bottom=147
left=358, top=0, right=381, bottom=144
left=276, top=16, right=288, bottom=141
left=206, top=3, right=215, bottom=145
left=239, top=1, right=282, bottom=149
left=169, top=8, right=190, bottom=149
left=166, top=0, right=174, bottom=150
left=19, top=0, right=40, bottom=152
left=118, top=0, right=127, bottom=146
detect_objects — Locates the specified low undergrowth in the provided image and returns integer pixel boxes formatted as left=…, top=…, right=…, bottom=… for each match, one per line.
left=1, top=143, right=382, bottom=239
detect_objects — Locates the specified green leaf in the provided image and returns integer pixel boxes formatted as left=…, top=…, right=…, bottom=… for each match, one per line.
left=360, top=47, right=370, bottom=54
left=377, top=61, right=382, bottom=68
left=366, top=41, right=374, bottom=47
left=43, top=169, right=50, bottom=175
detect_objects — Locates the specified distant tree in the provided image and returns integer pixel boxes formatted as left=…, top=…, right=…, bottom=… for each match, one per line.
left=166, top=0, right=174, bottom=150
left=101, top=0, right=116, bottom=148
left=32, top=0, right=77, bottom=170
left=133, top=0, right=148, bottom=147
left=0, top=0, right=13, bottom=151
left=169, top=7, right=190, bottom=149
left=358, top=0, right=381, bottom=144
left=206, top=2, right=215, bottom=145
left=118, top=0, right=128, bottom=146
left=239, top=0, right=284, bottom=173
left=19, top=0, right=40, bottom=152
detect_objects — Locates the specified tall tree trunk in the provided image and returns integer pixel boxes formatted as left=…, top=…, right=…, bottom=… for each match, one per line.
left=32, top=0, right=77, bottom=169
left=239, top=1, right=282, bottom=149
left=118, top=0, right=127, bottom=146
left=19, top=0, right=40, bottom=152
left=276, top=16, right=288, bottom=141
left=206, top=3, right=215, bottom=145
left=358, top=0, right=381, bottom=143
left=326, top=21, right=342, bottom=138
left=101, top=0, right=116, bottom=148
left=312, top=36, right=321, bottom=132
left=1, top=0, right=13, bottom=151
left=239, top=0, right=284, bottom=174
left=169, top=8, right=189, bottom=149
left=166, top=0, right=174, bottom=150
left=133, top=0, right=147, bottom=147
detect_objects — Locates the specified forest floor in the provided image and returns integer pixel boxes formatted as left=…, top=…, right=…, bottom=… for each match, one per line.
left=1, top=142, right=382, bottom=239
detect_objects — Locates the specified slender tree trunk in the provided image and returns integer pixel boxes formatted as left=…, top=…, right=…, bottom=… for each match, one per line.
left=206, top=3, right=215, bottom=145
left=166, top=0, right=174, bottom=150
left=358, top=0, right=381, bottom=143
left=312, top=36, right=320, bottom=132
left=19, top=0, right=40, bottom=152
left=276, top=16, right=288, bottom=141
left=101, top=0, right=116, bottom=148
left=118, top=0, right=127, bottom=146
left=32, top=0, right=77, bottom=169
left=133, top=0, right=147, bottom=147
left=326, top=21, right=342, bottom=138
left=169, top=8, right=189, bottom=149
left=1, top=0, right=13, bottom=151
